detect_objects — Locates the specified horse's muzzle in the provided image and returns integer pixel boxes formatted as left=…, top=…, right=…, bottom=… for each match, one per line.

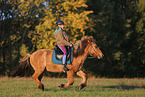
left=98, top=54, right=104, bottom=59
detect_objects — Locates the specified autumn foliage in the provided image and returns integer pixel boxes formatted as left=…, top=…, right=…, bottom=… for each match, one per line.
left=0, top=0, right=145, bottom=77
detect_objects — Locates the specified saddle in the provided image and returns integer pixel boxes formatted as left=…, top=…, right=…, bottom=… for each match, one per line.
left=52, top=45, right=73, bottom=64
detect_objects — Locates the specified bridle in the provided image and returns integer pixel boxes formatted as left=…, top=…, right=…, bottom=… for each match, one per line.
left=72, top=42, right=100, bottom=58
left=90, top=43, right=99, bottom=56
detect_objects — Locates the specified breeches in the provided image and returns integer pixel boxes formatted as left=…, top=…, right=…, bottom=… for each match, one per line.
left=58, top=46, right=67, bottom=64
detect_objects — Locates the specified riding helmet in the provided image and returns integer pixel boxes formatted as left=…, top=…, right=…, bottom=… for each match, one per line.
left=56, top=20, right=65, bottom=26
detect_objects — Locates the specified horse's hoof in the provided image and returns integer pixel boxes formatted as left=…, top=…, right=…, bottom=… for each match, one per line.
left=38, top=84, right=44, bottom=91
left=79, top=84, right=86, bottom=90
left=58, top=84, right=65, bottom=88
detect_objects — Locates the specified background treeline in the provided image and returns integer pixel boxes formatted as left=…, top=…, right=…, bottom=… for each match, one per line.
left=0, top=0, right=145, bottom=78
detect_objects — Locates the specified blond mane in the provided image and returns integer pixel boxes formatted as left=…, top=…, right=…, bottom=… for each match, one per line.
left=73, top=36, right=96, bottom=57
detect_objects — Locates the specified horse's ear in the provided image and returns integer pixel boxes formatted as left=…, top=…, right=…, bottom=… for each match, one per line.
left=88, top=38, right=96, bottom=44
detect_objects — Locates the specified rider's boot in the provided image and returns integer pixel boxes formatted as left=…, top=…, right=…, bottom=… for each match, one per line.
left=62, top=64, right=69, bottom=72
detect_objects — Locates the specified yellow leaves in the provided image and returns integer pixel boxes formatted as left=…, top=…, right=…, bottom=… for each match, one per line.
left=61, top=0, right=88, bottom=11
left=26, top=0, right=94, bottom=50
left=35, top=19, right=56, bottom=49
left=125, top=31, right=131, bottom=37
left=114, top=51, right=122, bottom=60
left=24, top=24, right=31, bottom=28
left=137, top=0, right=145, bottom=12
left=18, top=0, right=24, bottom=3
left=125, top=24, right=131, bottom=28
left=0, top=41, right=4, bottom=47
left=136, top=18, right=144, bottom=32
left=69, top=0, right=87, bottom=8
left=43, top=20, right=50, bottom=28
left=84, top=11, right=94, bottom=14
left=10, top=34, right=17, bottom=41
left=20, top=44, right=28, bottom=57
left=81, top=4, right=88, bottom=7
left=34, top=0, right=39, bottom=6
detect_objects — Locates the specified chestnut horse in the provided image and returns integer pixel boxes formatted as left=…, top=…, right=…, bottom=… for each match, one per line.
left=12, top=36, right=103, bottom=91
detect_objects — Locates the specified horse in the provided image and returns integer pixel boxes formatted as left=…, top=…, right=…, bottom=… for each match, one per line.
left=12, top=36, right=104, bottom=91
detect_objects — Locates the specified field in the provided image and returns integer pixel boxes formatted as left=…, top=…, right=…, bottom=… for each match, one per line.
left=0, top=77, right=145, bottom=97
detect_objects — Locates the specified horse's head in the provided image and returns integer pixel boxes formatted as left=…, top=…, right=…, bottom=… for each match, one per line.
left=74, top=36, right=104, bottom=59
left=86, top=38, right=104, bottom=59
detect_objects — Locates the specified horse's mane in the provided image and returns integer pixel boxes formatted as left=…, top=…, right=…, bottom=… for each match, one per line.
left=73, top=36, right=96, bottom=57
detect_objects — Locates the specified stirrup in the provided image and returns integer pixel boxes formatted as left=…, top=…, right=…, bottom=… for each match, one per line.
left=63, top=64, right=69, bottom=72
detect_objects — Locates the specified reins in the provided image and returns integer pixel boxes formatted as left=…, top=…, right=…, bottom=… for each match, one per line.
left=75, top=42, right=98, bottom=71
left=72, top=42, right=98, bottom=58
left=72, top=43, right=79, bottom=50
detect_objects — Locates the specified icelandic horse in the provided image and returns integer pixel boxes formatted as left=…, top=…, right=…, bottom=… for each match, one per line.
left=12, top=36, right=104, bottom=91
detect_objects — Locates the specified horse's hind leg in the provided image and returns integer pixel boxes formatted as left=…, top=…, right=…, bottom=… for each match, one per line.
left=38, top=69, right=45, bottom=81
left=32, top=70, right=45, bottom=91
left=76, top=70, right=87, bottom=90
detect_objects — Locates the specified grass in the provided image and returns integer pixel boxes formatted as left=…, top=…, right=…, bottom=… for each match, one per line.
left=0, top=77, right=145, bottom=97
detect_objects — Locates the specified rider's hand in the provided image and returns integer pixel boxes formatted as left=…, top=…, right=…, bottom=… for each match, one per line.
left=69, top=43, right=73, bottom=47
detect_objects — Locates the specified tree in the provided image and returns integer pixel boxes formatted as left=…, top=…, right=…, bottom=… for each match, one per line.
left=126, top=0, right=145, bottom=77
left=0, top=0, right=14, bottom=76
left=0, top=0, right=94, bottom=76
left=0, top=0, right=47, bottom=75
left=85, top=0, right=145, bottom=77
left=0, top=0, right=144, bottom=77
left=33, top=0, right=93, bottom=50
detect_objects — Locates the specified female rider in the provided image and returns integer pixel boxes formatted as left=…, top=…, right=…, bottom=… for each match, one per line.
left=54, top=20, right=73, bottom=72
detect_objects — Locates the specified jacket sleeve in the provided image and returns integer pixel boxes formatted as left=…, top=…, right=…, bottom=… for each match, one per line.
left=56, top=30, right=71, bottom=46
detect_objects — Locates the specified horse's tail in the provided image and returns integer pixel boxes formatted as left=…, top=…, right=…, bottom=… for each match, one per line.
left=11, top=54, right=31, bottom=77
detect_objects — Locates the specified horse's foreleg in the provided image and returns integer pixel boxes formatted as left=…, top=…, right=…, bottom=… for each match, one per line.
left=76, top=70, right=87, bottom=90
left=58, top=70, right=74, bottom=89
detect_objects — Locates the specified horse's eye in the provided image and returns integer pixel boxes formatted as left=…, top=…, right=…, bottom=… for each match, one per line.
left=95, top=45, right=98, bottom=48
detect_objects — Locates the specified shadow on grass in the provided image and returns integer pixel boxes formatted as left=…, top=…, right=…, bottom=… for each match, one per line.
left=44, top=86, right=83, bottom=92
left=103, top=85, right=145, bottom=90
left=43, top=84, right=145, bottom=92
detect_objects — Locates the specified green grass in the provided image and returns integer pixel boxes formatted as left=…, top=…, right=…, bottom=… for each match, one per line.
left=0, top=77, right=145, bottom=97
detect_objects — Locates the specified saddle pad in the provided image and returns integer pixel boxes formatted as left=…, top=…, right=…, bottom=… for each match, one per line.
left=52, top=47, right=73, bottom=64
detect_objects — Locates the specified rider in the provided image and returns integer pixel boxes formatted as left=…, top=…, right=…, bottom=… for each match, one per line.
left=54, top=20, right=73, bottom=72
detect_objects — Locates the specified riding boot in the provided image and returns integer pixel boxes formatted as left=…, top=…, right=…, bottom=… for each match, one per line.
left=62, top=64, right=69, bottom=72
